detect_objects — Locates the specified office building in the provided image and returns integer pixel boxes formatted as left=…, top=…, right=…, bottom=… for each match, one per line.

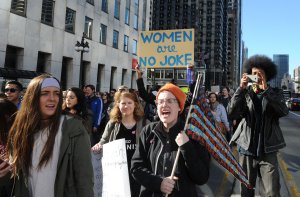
left=273, top=54, right=289, bottom=88
left=149, top=0, right=242, bottom=90
left=0, top=0, right=151, bottom=91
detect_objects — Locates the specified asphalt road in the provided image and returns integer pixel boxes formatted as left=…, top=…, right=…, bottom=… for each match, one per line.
left=196, top=110, right=300, bottom=197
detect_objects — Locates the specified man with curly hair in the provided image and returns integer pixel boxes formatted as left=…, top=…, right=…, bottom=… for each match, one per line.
left=228, top=55, right=289, bottom=197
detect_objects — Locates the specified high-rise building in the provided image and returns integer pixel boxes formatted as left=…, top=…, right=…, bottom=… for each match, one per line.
left=149, top=0, right=242, bottom=90
left=226, top=0, right=242, bottom=89
left=273, top=54, right=289, bottom=88
left=293, top=66, right=300, bottom=93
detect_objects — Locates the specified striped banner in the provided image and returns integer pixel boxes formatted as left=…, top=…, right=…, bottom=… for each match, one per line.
left=186, top=86, right=252, bottom=189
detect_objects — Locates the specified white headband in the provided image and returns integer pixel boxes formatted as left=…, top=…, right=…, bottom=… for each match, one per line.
left=41, top=78, right=60, bottom=89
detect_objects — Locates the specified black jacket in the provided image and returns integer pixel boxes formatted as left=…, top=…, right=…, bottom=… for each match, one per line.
left=131, top=119, right=210, bottom=197
left=136, top=78, right=156, bottom=106
left=228, top=86, right=289, bottom=154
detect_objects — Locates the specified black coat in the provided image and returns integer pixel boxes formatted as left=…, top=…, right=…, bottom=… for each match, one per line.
left=131, top=119, right=210, bottom=197
left=228, top=86, right=289, bottom=153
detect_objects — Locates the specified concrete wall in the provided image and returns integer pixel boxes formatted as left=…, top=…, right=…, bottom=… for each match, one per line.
left=0, top=0, right=150, bottom=91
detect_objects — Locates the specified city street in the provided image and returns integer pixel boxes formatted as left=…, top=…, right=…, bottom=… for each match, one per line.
left=278, top=111, right=300, bottom=197
left=196, top=110, right=300, bottom=197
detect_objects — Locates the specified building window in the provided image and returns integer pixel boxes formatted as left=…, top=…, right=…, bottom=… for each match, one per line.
left=102, top=0, right=108, bottom=13
left=114, top=0, right=120, bottom=19
left=177, top=69, right=186, bottom=79
left=155, top=69, right=162, bottom=79
left=132, top=39, right=137, bottom=55
left=124, top=35, right=129, bottom=52
left=85, top=17, right=93, bottom=39
left=125, top=0, right=130, bottom=25
left=41, top=0, right=55, bottom=25
left=134, top=0, right=139, bottom=30
left=99, top=24, right=107, bottom=44
left=164, top=69, right=174, bottom=79
left=87, top=0, right=94, bottom=5
left=65, top=8, right=76, bottom=33
left=113, top=30, right=119, bottom=49
left=11, top=0, right=27, bottom=16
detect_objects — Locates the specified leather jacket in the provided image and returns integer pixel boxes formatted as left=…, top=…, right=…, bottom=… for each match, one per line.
left=228, top=86, right=289, bottom=154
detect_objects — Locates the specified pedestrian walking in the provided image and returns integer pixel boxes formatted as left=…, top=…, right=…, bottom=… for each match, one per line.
left=92, top=90, right=149, bottom=197
left=208, top=92, right=230, bottom=140
left=228, top=55, right=289, bottom=196
left=62, top=87, right=93, bottom=132
left=0, top=98, right=17, bottom=197
left=0, top=74, right=94, bottom=197
left=131, top=83, right=210, bottom=197
left=85, top=84, right=103, bottom=146
left=4, top=80, right=23, bottom=109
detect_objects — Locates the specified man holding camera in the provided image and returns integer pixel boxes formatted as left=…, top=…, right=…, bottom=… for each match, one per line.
left=228, top=55, right=289, bottom=197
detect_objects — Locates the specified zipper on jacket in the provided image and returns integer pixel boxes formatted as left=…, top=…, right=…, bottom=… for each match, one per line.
left=154, top=144, right=163, bottom=175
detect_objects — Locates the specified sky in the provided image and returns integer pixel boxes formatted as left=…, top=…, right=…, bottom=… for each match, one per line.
left=242, top=0, right=300, bottom=77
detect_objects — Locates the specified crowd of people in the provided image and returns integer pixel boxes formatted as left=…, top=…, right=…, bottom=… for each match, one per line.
left=0, top=54, right=288, bottom=197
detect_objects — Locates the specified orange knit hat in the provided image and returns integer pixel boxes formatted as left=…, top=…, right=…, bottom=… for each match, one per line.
left=156, top=83, right=187, bottom=113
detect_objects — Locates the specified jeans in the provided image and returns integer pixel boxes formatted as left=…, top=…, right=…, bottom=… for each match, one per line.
left=239, top=152, right=281, bottom=197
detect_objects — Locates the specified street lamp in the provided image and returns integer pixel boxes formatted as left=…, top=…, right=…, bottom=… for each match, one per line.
left=75, top=32, right=89, bottom=89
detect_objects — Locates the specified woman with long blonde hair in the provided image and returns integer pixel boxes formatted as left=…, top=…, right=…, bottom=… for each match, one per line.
left=92, top=90, right=149, bottom=197
left=0, top=74, right=93, bottom=197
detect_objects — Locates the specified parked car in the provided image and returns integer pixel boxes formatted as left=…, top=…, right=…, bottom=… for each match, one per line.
left=289, top=98, right=300, bottom=111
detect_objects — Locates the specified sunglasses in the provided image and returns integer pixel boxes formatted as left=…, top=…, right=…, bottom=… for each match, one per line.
left=4, top=88, right=18, bottom=93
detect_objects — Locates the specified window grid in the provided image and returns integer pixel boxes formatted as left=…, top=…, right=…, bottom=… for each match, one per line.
left=41, top=0, right=55, bottom=25
left=100, top=24, right=107, bottom=44
left=132, top=39, right=137, bottom=55
left=134, top=0, right=139, bottom=30
left=125, top=0, right=130, bottom=25
left=65, top=8, right=76, bottom=33
left=113, top=30, right=119, bottom=49
left=124, top=35, right=129, bottom=52
left=102, top=0, right=108, bottom=13
left=85, top=17, right=93, bottom=39
left=114, top=0, right=120, bottom=19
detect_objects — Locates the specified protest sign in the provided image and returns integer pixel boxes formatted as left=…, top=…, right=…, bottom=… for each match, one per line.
left=102, top=139, right=131, bottom=197
left=138, top=29, right=194, bottom=68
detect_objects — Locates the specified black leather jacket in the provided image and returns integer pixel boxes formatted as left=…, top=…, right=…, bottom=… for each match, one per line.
left=131, top=119, right=210, bottom=197
left=228, top=86, right=289, bottom=154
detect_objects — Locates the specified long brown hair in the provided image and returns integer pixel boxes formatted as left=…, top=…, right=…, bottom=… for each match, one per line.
left=0, top=98, right=17, bottom=145
left=7, top=74, right=63, bottom=176
left=110, top=91, right=144, bottom=123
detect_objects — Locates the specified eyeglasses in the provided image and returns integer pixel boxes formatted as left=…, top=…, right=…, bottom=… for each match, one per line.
left=4, top=88, right=18, bottom=93
left=156, top=98, right=178, bottom=105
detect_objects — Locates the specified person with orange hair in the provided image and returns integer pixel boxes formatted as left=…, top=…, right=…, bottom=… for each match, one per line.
left=131, top=83, right=210, bottom=197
